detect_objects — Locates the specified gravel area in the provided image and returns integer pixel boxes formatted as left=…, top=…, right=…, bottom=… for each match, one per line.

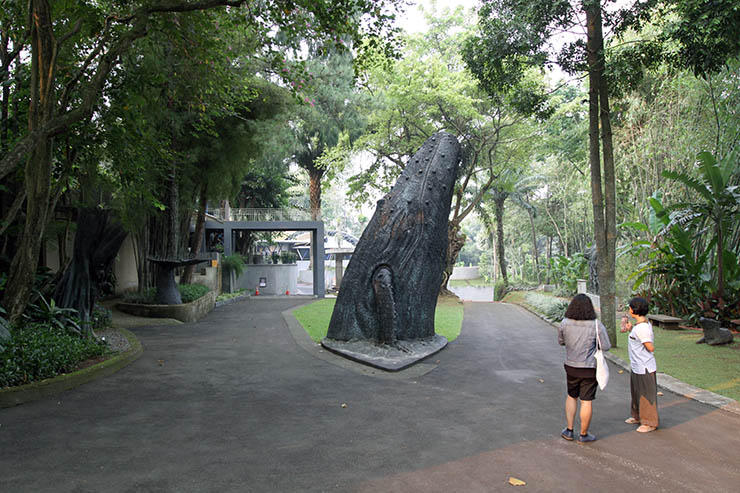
left=97, top=328, right=131, bottom=353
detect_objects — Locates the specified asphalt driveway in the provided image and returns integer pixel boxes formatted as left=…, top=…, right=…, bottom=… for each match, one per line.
left=1, top=299, right=738, bottom=492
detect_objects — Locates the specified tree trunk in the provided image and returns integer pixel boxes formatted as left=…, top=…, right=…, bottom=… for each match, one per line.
left=53, top=208, right=127, bottom=336
left=308, top=165, right=323, bottom=221
left=440, top=221, right=466, bottom=295
left=3, top=0, right=56, bottom=324
left=586, top=0, right=617, bottom=346
left=181, top=182, right=208, bottom=284
left=493, top=191, right=508, bottom=287
left=527, top=203, right=540, bottom=284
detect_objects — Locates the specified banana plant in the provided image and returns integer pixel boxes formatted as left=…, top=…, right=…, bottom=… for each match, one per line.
left=621, top=191, right=713, bottom=319
left=663, top=151, right=740, bottom=299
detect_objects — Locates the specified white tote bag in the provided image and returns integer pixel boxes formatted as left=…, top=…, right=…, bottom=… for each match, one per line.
left=594, top=319, right=609, bottom=390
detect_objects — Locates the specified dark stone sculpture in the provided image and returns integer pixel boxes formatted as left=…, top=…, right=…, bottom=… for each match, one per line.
left=696, top=317, right=734, bottom=345
left=148, top=258, right=204, bottom=305
left=322, top=132, right=461, bottom=370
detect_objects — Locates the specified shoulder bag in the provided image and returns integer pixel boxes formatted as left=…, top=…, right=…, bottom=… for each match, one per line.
left=594, top=319, right=609, bottom=390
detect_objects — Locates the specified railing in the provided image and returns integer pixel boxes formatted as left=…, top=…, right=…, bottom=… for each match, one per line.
left=208, top=208, right=320, bottom=222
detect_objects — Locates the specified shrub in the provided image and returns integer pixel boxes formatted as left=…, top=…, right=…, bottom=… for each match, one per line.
left=280, top=251, right=297, bottom=264
left=91, top=304, right=113, bottom=330
left=179, top=283, right=210, bottom=303
left=493, top=279, right=506, bottom=301
left=122, top=288, right=156, bottom=304
left=525, top=292, right=569, bottom=322
left=121, top=285, right=209, bottom=304
left=221, top=254, right=246, bottom=277
left=0, top=323, right=107, bottom=388
left=547, top=253, right=588, bottom=295
left=22, top=294, right=82, bottom=335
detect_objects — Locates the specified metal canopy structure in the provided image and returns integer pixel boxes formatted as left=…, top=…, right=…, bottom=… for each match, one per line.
left=202, top=212, right=325, bottom=298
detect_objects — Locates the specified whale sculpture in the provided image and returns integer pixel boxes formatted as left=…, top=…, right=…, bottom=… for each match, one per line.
left=322, top=132, right=461, bottom=370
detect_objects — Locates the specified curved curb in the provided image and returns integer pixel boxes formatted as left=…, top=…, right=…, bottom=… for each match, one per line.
left=281, top=304, right=438, bottom=380
left=503, top=300, right=740, bottom=417
left=0, top=328, right=143, bottom=409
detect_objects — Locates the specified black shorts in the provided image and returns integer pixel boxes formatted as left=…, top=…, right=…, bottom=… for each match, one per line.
left=565, top=365, right=598, bottom=401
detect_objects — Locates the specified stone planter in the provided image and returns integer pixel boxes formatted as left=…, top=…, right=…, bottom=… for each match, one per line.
left=116, top=290, right=216, bottom=323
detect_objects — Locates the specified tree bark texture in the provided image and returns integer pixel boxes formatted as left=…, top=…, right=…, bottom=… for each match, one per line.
left=53, top=208, right=127, bottom=336
left=181, top=182, right=208, bottom=285
left=493, top=190, right=509, bottom=287
left=308, top=165, right=323, bottom=221
left=3, top=0, right=56, bottom=323
left=528, top=204, right=541, bottom=284
left=440, top=222, right=466, bottom=294
left=586, top=0, right=617, bottom=345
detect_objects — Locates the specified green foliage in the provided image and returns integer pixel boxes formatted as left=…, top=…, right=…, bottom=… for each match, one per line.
left=178, top=284, right=210, bottom=304
left=547, top=253, right=588, bottom=295
left=524, top=292, right=569, bottom=322
left=616, top=0, right=740, bottom=78
left=0, top=324, right=107, bottom=388
left=280, top=251, right=297, bottom=264
left=91, top=304, right=113, bottom=331
left=122, top=288, right=157, bottom=304
left=623, top=150, right=740, bottom=323
left=22, top=295, right=82, bottom=336
left=222, top=254, right=247, bottom=277
left=493, top=279, right=507, bottom=302
left=122, top=285, right=209, bottom=304
left=216, top=289, right=246, bottom=302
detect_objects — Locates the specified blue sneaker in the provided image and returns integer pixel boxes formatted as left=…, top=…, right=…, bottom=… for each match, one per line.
left=578, top=432, right=597, bottom=442
left=561, top=428, right=574, bottom=441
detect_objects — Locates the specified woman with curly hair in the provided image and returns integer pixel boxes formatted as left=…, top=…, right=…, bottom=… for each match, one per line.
left=557, top=293, right=611, bottom=443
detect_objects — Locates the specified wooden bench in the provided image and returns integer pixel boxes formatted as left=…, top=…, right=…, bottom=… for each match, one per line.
left=647, top=314, right=683, bottom=330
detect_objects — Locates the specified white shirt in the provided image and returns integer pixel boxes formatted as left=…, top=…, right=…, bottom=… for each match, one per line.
left=628, top=321, right=657, bottom=374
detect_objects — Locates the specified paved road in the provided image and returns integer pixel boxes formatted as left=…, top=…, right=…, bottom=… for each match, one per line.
left=1, top=299, right=739, bottom=492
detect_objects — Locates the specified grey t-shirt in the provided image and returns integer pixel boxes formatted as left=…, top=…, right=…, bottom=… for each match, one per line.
left=558, top=318, right=611, bottom=368
left=628, top=321, right=657, bottom=373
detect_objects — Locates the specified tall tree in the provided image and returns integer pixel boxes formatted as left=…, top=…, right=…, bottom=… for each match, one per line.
left=291, top=48, right=367, bottom=220
left=0, top=0, right=402, bottom=323
left=464, top=0, right=619, bottom=343
left=352, top=5, right=538, bottom=290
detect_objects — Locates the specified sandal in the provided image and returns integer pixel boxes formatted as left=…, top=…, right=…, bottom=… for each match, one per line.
left=624, top=417, right=639, bottom=424
left=636, top=425, right=657, bottom=433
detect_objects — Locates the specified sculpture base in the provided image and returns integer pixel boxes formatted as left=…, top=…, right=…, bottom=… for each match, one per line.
left=320, top=335, right=448, bottom=372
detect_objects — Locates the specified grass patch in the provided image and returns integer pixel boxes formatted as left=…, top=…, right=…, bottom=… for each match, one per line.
left=504, top=290, right=740, bottom=402
left=294, top=298, right=337, bottom=342
left=610, top=327, right=740, bottom=402
left=448, top=277, right=493, bottom=287
left=293, top=296, right=464, bottom=343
